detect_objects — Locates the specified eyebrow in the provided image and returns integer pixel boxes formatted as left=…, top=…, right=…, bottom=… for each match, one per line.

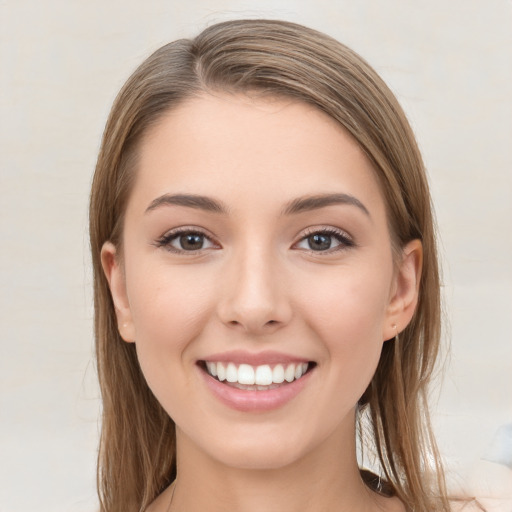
left=282, top=193, right=370, bottom=217
left=145, top=194, right=228, bottom=214
left=145, top=192, right=370, bottom=217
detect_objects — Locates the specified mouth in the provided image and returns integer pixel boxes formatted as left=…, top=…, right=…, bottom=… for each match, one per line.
left=198, top=360, right=316, bottom=391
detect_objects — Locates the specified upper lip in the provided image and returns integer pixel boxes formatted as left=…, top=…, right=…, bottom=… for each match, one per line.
left=199, top=350, right=313, bottom=366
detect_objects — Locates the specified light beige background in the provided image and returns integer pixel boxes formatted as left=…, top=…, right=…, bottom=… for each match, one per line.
left=1, top=1, right=511, bottom=511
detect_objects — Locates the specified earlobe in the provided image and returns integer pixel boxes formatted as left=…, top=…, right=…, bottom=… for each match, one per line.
left=383, top=239, right=423, bottom=341
left=101, top=241, right=136, bottom=343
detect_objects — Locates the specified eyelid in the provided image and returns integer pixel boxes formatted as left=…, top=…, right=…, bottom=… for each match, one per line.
left=154, top=226, right=221, bottom=253
left=153, top=225, right=354, bottom=255
left=292, top=226, right=355, bottom=253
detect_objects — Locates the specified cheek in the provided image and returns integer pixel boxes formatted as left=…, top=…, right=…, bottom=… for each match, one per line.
left=299, top=263, right=391, bottom=339
left=128, top=261, right=213, bottom=334
left=125, top=262, right=216, bottom=387
left=296, top=264, right=392, bottom=394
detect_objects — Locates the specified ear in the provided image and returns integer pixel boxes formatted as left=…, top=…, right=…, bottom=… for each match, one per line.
left=101, top=241, right=136, bottom=343
left=382, top=239, right=423, bottom=341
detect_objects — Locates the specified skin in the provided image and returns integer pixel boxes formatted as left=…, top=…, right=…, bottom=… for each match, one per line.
left=102, top=93, right=421, bottom=512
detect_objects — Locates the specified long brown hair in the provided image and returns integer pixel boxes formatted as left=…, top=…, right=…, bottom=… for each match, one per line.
left=90, top=19, right=448, bottom=512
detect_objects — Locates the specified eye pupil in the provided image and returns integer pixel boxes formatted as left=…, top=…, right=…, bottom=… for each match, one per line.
left=180, top=233, right=204, bottom=250
left=308, top=234, right=331, bottom=251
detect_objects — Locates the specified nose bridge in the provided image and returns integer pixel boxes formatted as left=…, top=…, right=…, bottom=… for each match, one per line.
left=218, top=240, right=291, bottom=333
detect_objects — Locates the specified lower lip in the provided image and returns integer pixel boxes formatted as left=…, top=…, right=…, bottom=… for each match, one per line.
left=199, top=366, right=314, bottom=412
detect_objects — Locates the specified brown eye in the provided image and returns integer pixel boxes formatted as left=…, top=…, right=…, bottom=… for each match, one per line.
left=177, top=233, right=206, bottom=250
left=156, top=229, right=218, bottom=253
left=307, top=234, right=332, bottom=251
left=294, top=228, right=355, bottom=253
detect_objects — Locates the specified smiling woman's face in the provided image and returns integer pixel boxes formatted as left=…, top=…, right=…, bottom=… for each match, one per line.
left=102, top=93, right=421, bottom=471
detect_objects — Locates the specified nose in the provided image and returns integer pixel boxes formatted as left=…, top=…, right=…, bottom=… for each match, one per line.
left=216, top=247, right=293, bottom=335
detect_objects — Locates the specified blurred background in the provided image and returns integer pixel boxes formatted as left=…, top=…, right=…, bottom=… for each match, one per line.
left=1, top=1, right=511, bottom=510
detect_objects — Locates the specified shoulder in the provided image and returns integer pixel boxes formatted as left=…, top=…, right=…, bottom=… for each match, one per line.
left=449, top=499, right=485, bottom=512
left=449, top=496, right=512, bottom=511
left=448, top=454, right=512, bottom=512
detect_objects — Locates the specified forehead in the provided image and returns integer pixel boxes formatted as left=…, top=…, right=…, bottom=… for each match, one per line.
left=129, top=92, right=386, bottom=219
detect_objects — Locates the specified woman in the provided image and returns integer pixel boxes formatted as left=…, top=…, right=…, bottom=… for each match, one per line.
left=90, top=19, right=452, bottom=512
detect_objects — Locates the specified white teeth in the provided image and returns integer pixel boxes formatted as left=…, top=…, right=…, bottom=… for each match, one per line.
left=238, top=364, right=255, bottom=385
left=284, top=364, right=295, bottom=382
left=217, top=362, right=226, bottom=381
left=205, top=361, right=310, bottom=386
left=272, top=364, right=285, bottom=384
left=255, top=365, right=273, bottom=385
left=226, top=363, right=238, bottom=383
left=206, top=361, right=217, bottom=377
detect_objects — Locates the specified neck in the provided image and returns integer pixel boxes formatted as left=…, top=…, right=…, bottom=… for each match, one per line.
left=170, top=413, right=379, bottom=512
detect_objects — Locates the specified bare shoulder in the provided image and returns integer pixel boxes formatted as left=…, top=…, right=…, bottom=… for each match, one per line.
left=449, top=498, right=486, bottom=511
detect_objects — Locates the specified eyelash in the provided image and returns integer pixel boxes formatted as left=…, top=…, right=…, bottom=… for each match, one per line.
left=154, top=227, right=219, bottom=254
left=154, top=226, right=355, bottom=255
left=293, top=227, right=355, bottom=254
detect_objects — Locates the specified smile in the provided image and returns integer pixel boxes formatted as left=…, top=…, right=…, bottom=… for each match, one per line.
left=204, top=361, right=310, bottom=389
left=198, top=355, right=316, bottom=412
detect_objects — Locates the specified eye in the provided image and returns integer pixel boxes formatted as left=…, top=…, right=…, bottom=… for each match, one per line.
left=294, top=228, right=354, bottom=253
left=155, top=228, right=219, bottom=253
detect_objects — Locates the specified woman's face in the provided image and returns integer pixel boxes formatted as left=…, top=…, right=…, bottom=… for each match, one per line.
left=102, top=93, right=421, bottom=470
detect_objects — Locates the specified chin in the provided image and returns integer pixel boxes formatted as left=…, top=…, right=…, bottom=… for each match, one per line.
left=183, top=416, right=341, bottom=473
left=208, top=438, right=311, bottom=471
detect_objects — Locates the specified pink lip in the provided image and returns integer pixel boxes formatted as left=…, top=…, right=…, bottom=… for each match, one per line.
left=200, top=350, right=310, bottom=366
left=198, top=362, right=314, bottom=414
